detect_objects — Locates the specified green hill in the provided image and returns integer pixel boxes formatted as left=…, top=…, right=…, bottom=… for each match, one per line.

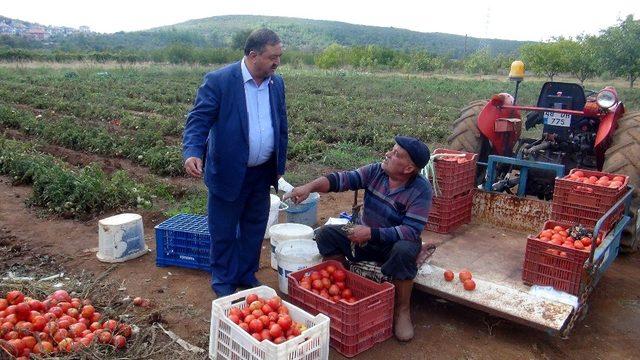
left=1, top=14, right=527, bottom=58
left=152, top=15, right=526, bottom=58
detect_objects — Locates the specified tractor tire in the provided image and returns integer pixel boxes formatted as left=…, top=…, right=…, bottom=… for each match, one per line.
left=447, top=100, right=488, bottom=154
left=602, top=111, right=640, bottom=252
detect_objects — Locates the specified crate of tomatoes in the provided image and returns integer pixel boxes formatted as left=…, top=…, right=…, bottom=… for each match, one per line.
left=551, top=169, right=628, bottom=233
left=287, top=260, right=394, bottom=358
left=209, top=285, right=330, bottom=360
left=522, top=220, right=607, bottom=295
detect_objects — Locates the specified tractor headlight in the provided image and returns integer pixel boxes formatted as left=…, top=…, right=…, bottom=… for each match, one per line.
left=596, top=90, right=617, bottom=109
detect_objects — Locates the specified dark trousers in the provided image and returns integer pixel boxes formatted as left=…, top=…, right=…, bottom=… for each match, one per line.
left=207, top=161, right=273, bottom=296
left=315, top=225, right=421, bottom=280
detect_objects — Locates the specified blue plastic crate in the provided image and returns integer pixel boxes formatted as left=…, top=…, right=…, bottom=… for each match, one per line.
left=155, top=214, right=211, bottom=271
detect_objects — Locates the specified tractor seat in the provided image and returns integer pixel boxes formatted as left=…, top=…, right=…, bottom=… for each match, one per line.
left=526, top=82, right=586, bottom=130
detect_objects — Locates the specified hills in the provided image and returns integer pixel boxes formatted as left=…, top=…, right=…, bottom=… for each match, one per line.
left=0, top=14, right=526, bottom=58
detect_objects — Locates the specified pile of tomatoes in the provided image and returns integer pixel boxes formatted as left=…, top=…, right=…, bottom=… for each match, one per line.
left=536, top=224, right=602, bottom=255
left=0, top=289, right=132, bottom=359
left=226, top=294, right=307, bottom=344
left=443, top=269, right=476, bottom=291
left=566, top=171, right=625, bottom=189
left=297, top=265, right=358, bottom=303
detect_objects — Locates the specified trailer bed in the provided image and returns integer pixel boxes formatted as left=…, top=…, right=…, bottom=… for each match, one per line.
left=415, top=222, right=574, bottom=333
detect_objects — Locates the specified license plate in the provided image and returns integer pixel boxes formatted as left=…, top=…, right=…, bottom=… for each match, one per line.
left=543, top=111, right=571, bottom=127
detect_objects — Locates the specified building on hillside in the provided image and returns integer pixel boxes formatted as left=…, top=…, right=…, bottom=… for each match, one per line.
left=79, top=26, right=91, bottom=33
left=25, top=27, right=47, bottom=40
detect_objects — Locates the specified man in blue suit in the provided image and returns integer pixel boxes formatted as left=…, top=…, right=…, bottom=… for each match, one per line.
left=182, top=29, right=288, bottom=297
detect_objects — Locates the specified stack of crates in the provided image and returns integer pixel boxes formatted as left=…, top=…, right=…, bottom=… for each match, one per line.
left=287, top=260, right=394, bottom=357
left=425, top=149, right=477, bottom=234
left=154, top=214, right=211, bottom=271
left=551, top=169, right=629, bottom=234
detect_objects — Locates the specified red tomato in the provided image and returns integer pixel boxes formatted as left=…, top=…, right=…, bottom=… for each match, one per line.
left=251, top=332, right=262, bottom=341
left=260, top=328, right=272, bottom=342
left=277, top=314, right=292, bottom=331
left=98, top=331, right=112, bottom=344
left=320, top=270, right=330, bottom=279
left=443, top=270, right=454, bottom=282
left=32, top=341, right=54, bottom=354
left=341, top=288, right=353, bottom=299
left=273, top=336, right=286, bottom=344
left=325, top=265, right=336, bottom=274
left=81, top=305, right=95, bottom=319
left=459, top=270, right=472, bottom=282
left=310, top=271, right=322, bottom=281
left=248, top=319, right=263, bottom=333
left=51, top=290, right=71, bottom=303
left=332, top=270, right=346, bottom=282
left=321, top=278, right=331, bottom=289
left=267, top=296, right=282, bottom=310
left=14, top=303, right=30, bottom=321
left=112, top=334, right=127, bottom=349
left=6, top=291, right=25, bottom=306
left=0, top=299, right=7, bottom=311
left=312, top=280, right=324, bottom=291
left=269, top=323, right=283, bottom=338
left=261, top=304, right=273, bottom=314
left=328, top=285, right=340, bottom=296
left=249, top=301, right=263, bottom=312
left=246, top=294, right=259, bottom=306
left=463, top=279, right=476, bottom=291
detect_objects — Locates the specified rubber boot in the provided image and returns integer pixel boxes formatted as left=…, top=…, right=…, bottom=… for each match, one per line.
left=392, top=279, right=414, bottom=341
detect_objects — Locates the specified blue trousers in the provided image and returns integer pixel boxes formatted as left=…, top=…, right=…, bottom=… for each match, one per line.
left=315, top=224, right=421, bottom=280
left=207, top=161, right=273, bottom=296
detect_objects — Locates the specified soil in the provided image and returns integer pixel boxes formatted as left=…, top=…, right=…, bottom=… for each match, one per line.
left=1, top=175, right=639, bottom=359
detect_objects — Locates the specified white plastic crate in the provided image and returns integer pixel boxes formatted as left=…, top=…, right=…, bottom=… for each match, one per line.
left=209, top=285, right=330, bottom=360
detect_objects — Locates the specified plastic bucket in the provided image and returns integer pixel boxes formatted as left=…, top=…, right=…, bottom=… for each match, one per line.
left=285, top=192, right=320, bottom=227
left=276, top=239, right=322, bottom=294
left=97, top=213, right=148, bottom=263
left=268, top=223, right=315, bottom=270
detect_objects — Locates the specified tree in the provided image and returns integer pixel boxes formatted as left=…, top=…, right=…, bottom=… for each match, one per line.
left=520, top=41, right=569, bottom=81
left=598, top=15, right=640, bottom=88
left=463, top=49, right=495, bottom=75
left=559, top=36, right=601, bottom=85
left=230, top=29, right=253, bottom=50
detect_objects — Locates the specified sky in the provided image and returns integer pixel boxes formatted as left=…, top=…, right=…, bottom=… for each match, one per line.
left=1, top=0, right=639, bottom=42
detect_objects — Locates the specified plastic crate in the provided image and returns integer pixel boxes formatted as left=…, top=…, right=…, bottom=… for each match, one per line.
left=209, top=285, right=330, bottom=360
left=154, top=214, right=211, bottom=271
left=425, top=190, right=474, bottom=234
left=553, top=169, right=629, bottom=211
left=522, top=220, right=605, bottom=295
left=551, top=201, right=624, bottom=235
left=430, top=149, right=477, bottom=198
left=287, top=260, right=394, bottom=358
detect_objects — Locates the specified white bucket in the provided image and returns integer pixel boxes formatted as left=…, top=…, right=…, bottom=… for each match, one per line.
left=97, top=213, right=148, bottom=263
left=275, top=239, right=322, bottom=294
left=263, top=194, right=282, bottom=239
left=268, top=223, right=314, bottom=270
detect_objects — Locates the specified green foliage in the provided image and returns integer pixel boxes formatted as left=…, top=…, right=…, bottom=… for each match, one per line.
left=561, top=36, right=601, bottom=84
left=231, top=29, right=254, bottom=50
left=464, top=49, right=496, bottom=75
left=598, top=15, right=640, bottom=88
left=0, top=137, right=153, bottom=217
left=520, top=40, right=569, bottom=80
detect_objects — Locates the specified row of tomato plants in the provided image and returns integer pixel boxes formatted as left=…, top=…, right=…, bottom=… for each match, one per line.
left=0, top=136, right=158, bottom=218
left=0, top=104, right=183, bottom=176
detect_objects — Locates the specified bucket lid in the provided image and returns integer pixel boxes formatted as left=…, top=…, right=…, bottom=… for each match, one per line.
left=99, top=213, right=142, bottom=226
left=275, top=239, right=321, bottom=262
left=269, top=223, right=314, bottom=238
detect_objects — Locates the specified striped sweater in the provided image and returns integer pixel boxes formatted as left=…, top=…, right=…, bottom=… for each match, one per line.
left=326, top=163, right=432, bottom=244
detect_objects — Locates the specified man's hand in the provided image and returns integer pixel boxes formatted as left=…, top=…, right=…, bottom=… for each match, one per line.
left=282, top=186, right=310, bottom=205
left=346, top=225, right=371, bottom=244
left=184, top=157, right=203, bottom=178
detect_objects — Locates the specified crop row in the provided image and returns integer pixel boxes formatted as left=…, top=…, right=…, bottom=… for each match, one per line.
left=0, top=104, right=183, bottom=176
left=0, top=136, right=156, bottom=218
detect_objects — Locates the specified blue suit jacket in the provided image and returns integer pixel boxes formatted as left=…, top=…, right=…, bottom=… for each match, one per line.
left=183, top=61, right=288, bottom=201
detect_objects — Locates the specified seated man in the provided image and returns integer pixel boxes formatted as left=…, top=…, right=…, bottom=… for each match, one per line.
left=283, top=136, right=432, bottom=341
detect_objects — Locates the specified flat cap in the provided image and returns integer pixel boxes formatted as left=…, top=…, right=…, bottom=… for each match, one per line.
left=395, top=135, right=430, bottom=169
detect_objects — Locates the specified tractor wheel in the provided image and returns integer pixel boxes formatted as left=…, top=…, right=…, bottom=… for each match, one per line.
left=447, top=100, right=488, bottom=154
left=448, top=100, right=491, bottom=184
left=602, top=111, right=640, bottom=252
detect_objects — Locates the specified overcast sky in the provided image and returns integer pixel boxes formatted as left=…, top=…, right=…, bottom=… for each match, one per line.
left=1, top=0, right=638, bottom=41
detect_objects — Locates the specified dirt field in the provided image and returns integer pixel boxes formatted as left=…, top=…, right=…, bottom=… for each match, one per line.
left=1, top=175, right=639, bottom=360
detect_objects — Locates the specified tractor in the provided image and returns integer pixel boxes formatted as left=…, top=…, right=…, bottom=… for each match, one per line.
left=447, top=61, right=640, bottom=251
